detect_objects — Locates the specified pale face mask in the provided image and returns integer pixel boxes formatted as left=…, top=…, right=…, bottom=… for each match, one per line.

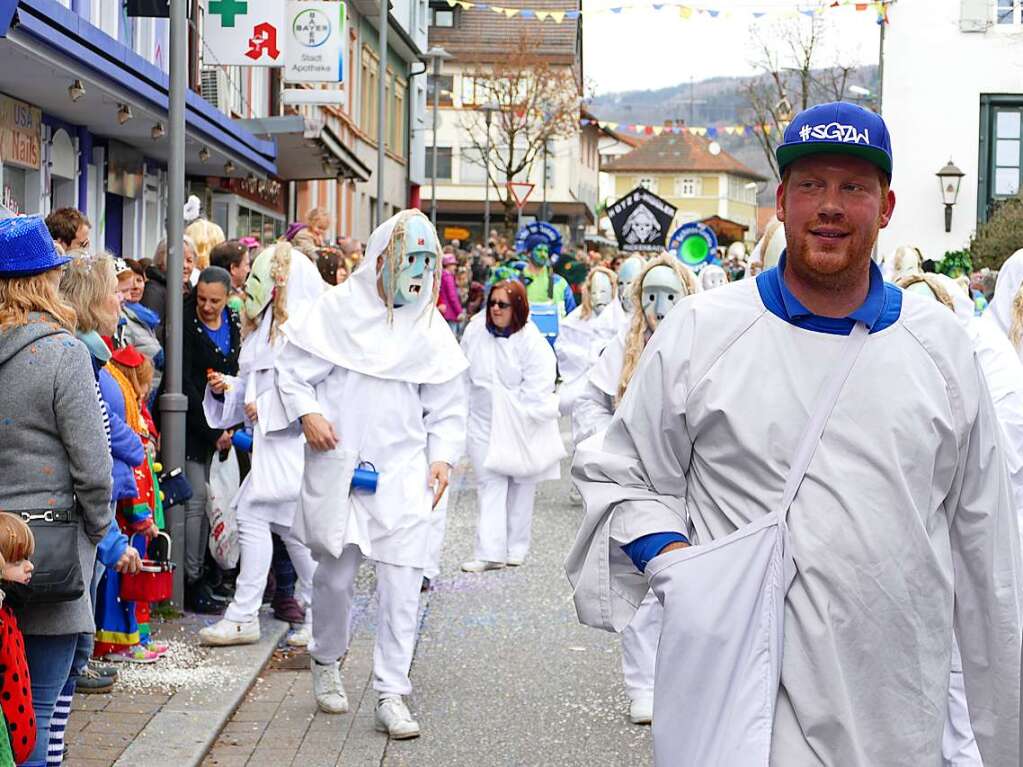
left=641, top=265, right=684, bottom=331
left=590, top=272, right=613, bottom=316
left=382, top=215, right=438, bottom=307
left=700, top=265, right=727, bottom=291
left=243, top=248, right=275, bottom=320
left=618, top=256, right=644, bottom=313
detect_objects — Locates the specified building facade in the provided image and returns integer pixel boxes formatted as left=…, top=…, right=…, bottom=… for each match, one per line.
left=419, top=0, right=595, bottom=247
left=602, top=129, right=765, bottom=245
left=880, top=0, right=1023, bottom=260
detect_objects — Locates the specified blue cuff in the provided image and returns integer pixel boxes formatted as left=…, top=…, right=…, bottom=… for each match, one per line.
left=622, top=532, right=689, bottom=573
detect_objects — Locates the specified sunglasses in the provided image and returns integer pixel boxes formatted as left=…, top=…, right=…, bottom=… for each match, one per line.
left=488, top=299, right=512, bottom=310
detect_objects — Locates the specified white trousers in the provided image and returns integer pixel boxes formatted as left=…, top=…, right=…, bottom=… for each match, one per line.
left=942, top=641, right=982, bottom=766
left=309, top=544, right=423, bottom=696
left=474, top=477, right=537, bottom=563
left=621, top=589, right=661, bottom=702
left=224, top=510, right=316, bottom=624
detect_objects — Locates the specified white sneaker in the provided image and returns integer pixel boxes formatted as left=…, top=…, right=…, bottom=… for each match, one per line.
left=629, top=696, right=653, bottom=725
left=311, top=658, right=349, bottom=714
left=460, top=559, right=504, bottom=573
left=375, top=695, right=421, bottom=739
left=198, top=618, right=260, bottom=647
left=569, top=486, right=582, bottom=505
left=287, top=625, right=311, bottom=647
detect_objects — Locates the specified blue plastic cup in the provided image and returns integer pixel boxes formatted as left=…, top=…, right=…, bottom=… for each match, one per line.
left=232, top=429, right=253, bottom=452
left=351, top=466, right=378, bottom=493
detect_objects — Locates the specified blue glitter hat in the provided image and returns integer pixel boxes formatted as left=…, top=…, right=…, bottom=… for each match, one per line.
left=0, top=215, right=69, bottom=277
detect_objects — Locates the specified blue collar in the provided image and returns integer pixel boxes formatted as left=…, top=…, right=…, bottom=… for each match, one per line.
left=76, top=330, right=111, bottom=363
left=756, top=252, right=901, bottom=335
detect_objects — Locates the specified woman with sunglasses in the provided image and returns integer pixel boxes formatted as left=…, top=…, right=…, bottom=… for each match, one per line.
left=460, top=279, right=564, bottom=573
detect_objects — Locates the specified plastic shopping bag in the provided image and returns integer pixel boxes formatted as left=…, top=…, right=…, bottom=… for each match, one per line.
left=206, top=448, right=241, bottom=569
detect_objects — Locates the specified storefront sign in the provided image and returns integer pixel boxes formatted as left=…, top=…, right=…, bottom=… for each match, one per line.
left=285, top=1, right=346, bottom=83
left=0, top=94, right=41, bottom=171
left=204, top=0, right=285, bottom=66
left=210, top=176, right=284, bottom=213
left=607, top=186, right=676, bottom=253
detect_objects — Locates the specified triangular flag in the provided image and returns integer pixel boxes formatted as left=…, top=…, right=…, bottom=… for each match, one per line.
left=503, top=7, right=518, bottom=16
left=855, top=2, right=868, bottom=9
left=490, top=5, right=505, bottom=12
left=678, top=6, right=692, bottom=18
left=535, top=10, right=550, bottom=20
left=695, top=127, right=707, bottom=136
left=707, top=126, right=718, bottom=138
left=610, top=6, right=623, bottom=12
left=707, top=9, right=719, bottom=17
left=688, top=127, right=699, bottom=135
left=652, top=126, right=663, bottom=135
left=643, top=125, right=654, bottom=135
left=519, top=8, right=534, bottom=17
left=565, top=9, right=580, bottom=18
left=549, top=10, right=565, bottom=21
left=606, top=122, right=618, bottom=130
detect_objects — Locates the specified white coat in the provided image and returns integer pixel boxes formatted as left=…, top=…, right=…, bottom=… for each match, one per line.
left=461, top=314, right=561, bottom=485
left=566, top=278, right=1022, bottom=766
left=555, top=301, right=625, bottom=416
left=571, top=330, right=627, bottom=444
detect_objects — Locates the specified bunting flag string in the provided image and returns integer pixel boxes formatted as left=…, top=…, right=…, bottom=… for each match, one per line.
left=445, top=0, right=894, bottom=24
left=579, top=117, right=795, bottom=138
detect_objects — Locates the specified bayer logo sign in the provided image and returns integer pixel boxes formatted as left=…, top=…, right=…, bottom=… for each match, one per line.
left=292, top=8, right=331, bottom=47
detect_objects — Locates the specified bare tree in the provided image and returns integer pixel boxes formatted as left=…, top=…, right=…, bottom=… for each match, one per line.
left=457, top=32, right=583, bottom=230
left=741, top=5, right=863, bottom=181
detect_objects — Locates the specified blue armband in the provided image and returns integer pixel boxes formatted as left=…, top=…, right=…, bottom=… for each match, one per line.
left=622, top=532, right=689, bottom=573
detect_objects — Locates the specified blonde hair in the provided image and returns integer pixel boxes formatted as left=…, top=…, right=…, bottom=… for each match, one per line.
left=381, top=210, right=441, bottom=325
left=268, top=242, right=293, bottom=342
left=60, top=254, right=116, bottom=333
left=579, top=266, right=618, bottom=321
left=0, top=271, right=77, bottom=331
left=0, top=513, right=35, bottom=564
left=618, top=255, right=692, bottom=402
left=1010, top=285, right=1023, bottom=351
left=185, top=219, right=225, bottom=269
left=305, top=207, right=330, bottom=228
left=895, top=273, right=955, bottom=312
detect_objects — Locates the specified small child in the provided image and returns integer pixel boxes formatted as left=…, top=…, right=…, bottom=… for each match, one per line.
left=0, top=514, right=36, bottom=764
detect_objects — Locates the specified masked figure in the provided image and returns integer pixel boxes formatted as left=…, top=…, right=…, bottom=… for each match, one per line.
left=699, top=264, right=728, bottom=291
left=617, top=255, right=646, bottom=315
left=520, top=234, right=575, bottom=323
left=882, top=245, right=924, bottom=282
left=570, top=255, right=692, bottom=726
left=199, top=242, right=326, bottom=648
left=749, top=216, right=786, bottom=273
left=272, top=210, right=468, bottom=740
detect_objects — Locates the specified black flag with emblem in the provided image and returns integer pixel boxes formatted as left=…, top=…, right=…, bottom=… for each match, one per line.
left=607, top=187, right=677, bottom=253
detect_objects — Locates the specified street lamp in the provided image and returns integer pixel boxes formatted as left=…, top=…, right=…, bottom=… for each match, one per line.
left=936, top=159, right=965, bottom=233
left=422, top=46, right=453, bottom=229
left=480, top=101, right=499, bottom=245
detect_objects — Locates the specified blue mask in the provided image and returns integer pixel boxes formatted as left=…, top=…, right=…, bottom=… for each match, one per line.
left=381, top=215, right=439, bottom=307
left=529, top=244, right=550, bottom=267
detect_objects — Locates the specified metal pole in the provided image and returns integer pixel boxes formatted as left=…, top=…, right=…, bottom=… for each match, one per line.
left=376, top=0, right=387, bottom=227
left=430, top=59, right=439, bottom=228
left=483, top=109, right=491, bottom=245
left=160, top=0, right=188, bottom=607
left=542, top=139, right=548, bottom=221
left=877, top=18, right=885, bottom=112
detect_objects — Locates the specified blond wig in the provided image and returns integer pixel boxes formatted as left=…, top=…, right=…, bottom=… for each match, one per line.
left=0, top=270, right=76, bottom=332
left=380, top=209, right=442, bottom=325
left=185, top=218, right=226, bottom=269
left=579, top=266, right=618, bottom=321
left=618, top=255, right=692, bottom=402
left=59, top=253, right=116, bottom=334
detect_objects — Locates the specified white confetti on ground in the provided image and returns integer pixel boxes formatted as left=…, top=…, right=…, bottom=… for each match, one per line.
left=113, top=639, right=241, bottom=693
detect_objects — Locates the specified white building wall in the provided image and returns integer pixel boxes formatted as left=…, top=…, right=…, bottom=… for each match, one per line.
left=880, top=0, right=1023, bottom=261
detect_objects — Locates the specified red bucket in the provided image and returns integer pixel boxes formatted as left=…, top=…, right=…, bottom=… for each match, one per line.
left=119, top=532, right=175, bottom=603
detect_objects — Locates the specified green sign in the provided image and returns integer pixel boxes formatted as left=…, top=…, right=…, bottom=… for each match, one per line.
left=209, top=0, right=248, bottom=27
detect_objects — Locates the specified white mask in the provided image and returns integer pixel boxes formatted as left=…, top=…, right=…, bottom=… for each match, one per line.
left=641, top=265, right=684, bottom=331
left=700, top=265, right=727, bottom=291
left=618, top=256, right=645, bottom=313
left=590, top=272, right=613, bottom=316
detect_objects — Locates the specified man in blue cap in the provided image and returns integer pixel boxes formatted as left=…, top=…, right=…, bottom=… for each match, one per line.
left=567, top=102, right=1021, bottom=765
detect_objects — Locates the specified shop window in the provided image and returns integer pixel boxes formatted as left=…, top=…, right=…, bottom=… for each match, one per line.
left=424, top=147, right=452, bottom=181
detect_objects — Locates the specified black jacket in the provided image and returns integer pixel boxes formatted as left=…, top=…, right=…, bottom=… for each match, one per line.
left=182, top=297, right=241, bottom=462
left=141, top=266, right=168, bottom=345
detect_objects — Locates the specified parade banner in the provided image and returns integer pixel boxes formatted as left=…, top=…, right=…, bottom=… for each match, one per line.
left=669, top=221, right=719, bottom=269
left=608, top=187, right=677, bottom=253
left=285, top=1, right=347, bottom=83
left=204, top=0, right=285, bottom=67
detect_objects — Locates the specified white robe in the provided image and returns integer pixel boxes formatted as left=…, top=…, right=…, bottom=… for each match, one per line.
left=555, top=301, right=625, bottom=416
left=567, top=278, right=1022, bottom=766
left=462, top=314, right=561, bottom=485
left=572, top=330, right=627, bottom=444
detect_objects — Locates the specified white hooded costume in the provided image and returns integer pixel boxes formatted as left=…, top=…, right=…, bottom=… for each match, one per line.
left=461, top=310, right=563, bottom=565
left=567, top=275, right=1021, bottom=766
left=272, top=211, right=468, bottom=696
left=981, top=247, right=1023, bottom=364
left=203, top=243, right=325, bottom=625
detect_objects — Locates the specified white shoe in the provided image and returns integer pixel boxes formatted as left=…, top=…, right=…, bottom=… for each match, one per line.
left=198, top=618, right=260, bottom=647
left=287, top=625, right=311, bottom=647
left=375, top=695, right=421, bottom=739
left=569, top=486, right=582, bottom=505
left=629, top=697, right=653, bottom=725
left=461, top=559, right=504, bottom=573
left=311, top=658, right=349, bottom=714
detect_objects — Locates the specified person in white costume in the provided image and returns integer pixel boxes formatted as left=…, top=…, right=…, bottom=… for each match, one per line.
left=571, top=255, right=692, bottom=726
left=881, top=244, right=924, bottom=282
left=567, top=102, right=1021, bottom=766
left=616, top=255, right=645, bottom=314
left=461, top=278, right=564, bottom=573
left=199, top=242, right=325, bottom=647
left=698, top=263, right=727, bottom=291
left=556, top=266, right=624, bottom=418
left=748, top=215, right=786, bottom=275
left=272, top=210, right=468, bottom=740
left=982, top=247, right=1023, bottom=363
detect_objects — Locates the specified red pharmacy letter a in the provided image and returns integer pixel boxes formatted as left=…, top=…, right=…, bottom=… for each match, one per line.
left=245, top=22, right=280, bottom=60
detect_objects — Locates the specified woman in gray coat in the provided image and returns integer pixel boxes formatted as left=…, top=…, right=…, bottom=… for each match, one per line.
left=0, top=216, right=113, bottom=766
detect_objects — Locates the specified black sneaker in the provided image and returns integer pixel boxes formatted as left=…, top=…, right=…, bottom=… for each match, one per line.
left=88, top=660, right=119, bottom=680
left=76, top=665, right=114, bottom=694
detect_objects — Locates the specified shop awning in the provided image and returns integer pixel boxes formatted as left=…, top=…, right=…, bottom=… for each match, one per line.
left=234, top=116, right=372, bottom=182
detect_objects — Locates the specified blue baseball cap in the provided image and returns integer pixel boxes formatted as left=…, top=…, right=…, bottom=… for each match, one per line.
left=776, top=101, right=893, bottom=178
left=0, top=215, right=69, bottom=277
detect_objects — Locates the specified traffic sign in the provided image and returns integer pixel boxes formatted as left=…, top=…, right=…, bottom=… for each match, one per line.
left=507, top=182, right=535, bottom=210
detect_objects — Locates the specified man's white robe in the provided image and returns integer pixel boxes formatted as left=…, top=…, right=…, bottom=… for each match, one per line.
left=567, top=278, right=1022, bottom=766
left=555, top=301, right=625, bottom=416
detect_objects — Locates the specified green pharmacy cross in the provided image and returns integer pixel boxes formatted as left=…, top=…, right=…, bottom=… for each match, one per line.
left=209, top=0, right=248, bottom=27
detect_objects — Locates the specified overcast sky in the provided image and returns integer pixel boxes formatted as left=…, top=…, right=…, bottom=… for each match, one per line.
left=582, top=2, right=885, bottom=95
